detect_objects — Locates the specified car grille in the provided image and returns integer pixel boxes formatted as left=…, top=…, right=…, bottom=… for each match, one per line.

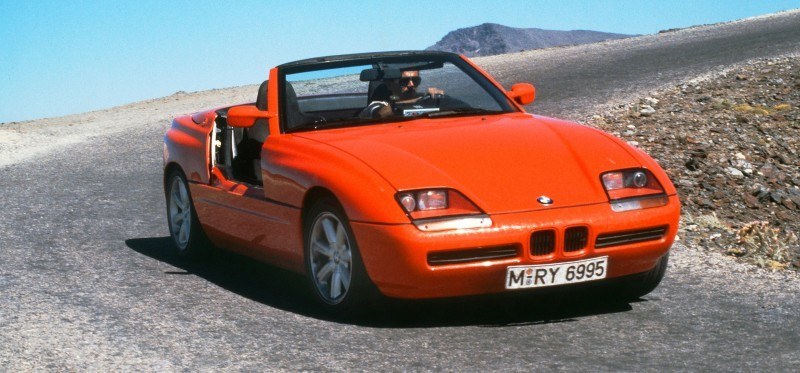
left=530, top=230, right=556, bottom=256
left=595, top=226, right=668, bottom=249
left=564, top=226, right=589, bottom=252
left=427, top=245, right=518, bottom=266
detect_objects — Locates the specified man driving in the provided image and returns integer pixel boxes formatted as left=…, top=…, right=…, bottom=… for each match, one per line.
left=397, top=70, right=444, bottom=102
left=359, top=69, right=445, bottom=118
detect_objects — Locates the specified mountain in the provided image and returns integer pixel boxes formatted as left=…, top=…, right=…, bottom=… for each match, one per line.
left=427, top=23, right=635, bottom=56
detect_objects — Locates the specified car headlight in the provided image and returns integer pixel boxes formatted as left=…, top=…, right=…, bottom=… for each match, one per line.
left=395, top=188, right=491, bottom=231
left=601, top=169, right=668, bottom=212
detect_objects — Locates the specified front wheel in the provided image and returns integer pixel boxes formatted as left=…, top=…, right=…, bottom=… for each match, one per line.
left=304, top=198, right=377, bottom=313
left=616, top=253, right=669, bottom=300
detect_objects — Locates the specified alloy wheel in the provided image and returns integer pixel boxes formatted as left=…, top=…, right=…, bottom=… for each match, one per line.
left=308, top=212, right=353, bottom=304
left=168, top=176, right=192, bottom=250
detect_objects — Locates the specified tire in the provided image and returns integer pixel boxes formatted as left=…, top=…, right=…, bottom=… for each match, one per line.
left=165, top=169, right=211, bottom=257
left=303, top=197, right=377, bottom=314
left=616, top=253, right=669, bottom=300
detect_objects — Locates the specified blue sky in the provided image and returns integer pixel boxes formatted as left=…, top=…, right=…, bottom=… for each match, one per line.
left=1, top=0, right=798, bottom=123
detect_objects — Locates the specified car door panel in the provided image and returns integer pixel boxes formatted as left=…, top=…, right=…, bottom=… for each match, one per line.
left=190, top=168, right=304, bottom=272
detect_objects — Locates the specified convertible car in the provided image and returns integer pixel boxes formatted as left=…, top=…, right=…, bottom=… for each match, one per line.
left=163, top=51, right=679, bottom=311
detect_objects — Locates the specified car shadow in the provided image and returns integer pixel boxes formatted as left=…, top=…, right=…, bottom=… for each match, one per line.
left=125, top=237, right=640, bottom=328
left=369, top=291, right=638, bottom=329
left=125, top=236, right=328, bottom=319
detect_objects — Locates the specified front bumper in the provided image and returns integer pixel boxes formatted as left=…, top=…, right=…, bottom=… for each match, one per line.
left=351, top=195, right=679, bottom=299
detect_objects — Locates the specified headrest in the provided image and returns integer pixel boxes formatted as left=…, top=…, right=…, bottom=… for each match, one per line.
left=256, top=80, right=268, bottom=110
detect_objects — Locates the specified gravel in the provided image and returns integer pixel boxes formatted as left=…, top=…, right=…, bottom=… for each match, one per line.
left=585, top=55, right=800, bottom=271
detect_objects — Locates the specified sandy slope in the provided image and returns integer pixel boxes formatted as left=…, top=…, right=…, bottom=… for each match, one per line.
left=0, top=87, right=255, bottom=169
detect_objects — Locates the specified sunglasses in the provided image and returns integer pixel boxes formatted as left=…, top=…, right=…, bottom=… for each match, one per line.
left=399, top=76, right=421, bottom=86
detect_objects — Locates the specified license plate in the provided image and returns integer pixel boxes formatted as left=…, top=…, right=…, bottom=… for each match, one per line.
left=505, top=257, right=608, bottom=289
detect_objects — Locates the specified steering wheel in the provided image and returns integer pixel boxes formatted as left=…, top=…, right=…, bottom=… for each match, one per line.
left=359, top=100, right=392, bottom=119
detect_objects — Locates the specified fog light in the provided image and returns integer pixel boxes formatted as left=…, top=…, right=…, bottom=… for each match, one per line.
left=611, top=195, right=669, bottom=212
left=414, top=215, right=493, bottom=231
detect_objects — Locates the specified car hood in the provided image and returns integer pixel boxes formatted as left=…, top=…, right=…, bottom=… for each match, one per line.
left=294, top=113, right=642, bottom=214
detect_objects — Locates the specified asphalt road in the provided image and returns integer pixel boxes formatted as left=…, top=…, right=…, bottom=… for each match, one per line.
left=2, top=11, right=800, bottom=371
left=493, top=10, right=800, bottom=118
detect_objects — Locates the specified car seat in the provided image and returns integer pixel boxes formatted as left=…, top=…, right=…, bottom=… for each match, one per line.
left=249, top=80, right=269, bottom=143
left=284, top=82, right=323, bottom=129
left=241, top=80, right=271, bottom=184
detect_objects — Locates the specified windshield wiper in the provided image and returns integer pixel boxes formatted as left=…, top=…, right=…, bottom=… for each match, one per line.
left=288, top=109, right=506, bottom=133
left=288, top=115, right=418, bottom=132
left=423, top=109, right=506, bottom=118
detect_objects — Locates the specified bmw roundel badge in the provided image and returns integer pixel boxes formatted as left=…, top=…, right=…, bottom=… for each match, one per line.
left=537, top=196, right=553, bottom=205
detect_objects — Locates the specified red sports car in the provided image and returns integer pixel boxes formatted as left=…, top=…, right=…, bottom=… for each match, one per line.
left=163, top=51, right=679, bottom=312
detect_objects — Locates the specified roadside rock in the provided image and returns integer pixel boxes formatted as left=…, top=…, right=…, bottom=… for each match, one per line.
left=586, top=56, right=800, bottom=271
left=640, top=105, right=656, bottom=116
left=726, top=167, right=745, bottom=179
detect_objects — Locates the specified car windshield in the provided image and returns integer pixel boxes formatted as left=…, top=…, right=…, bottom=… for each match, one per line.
left=281, top=55, right=515, bottom=132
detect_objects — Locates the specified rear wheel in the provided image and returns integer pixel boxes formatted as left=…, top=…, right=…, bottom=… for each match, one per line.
left=165, top=169, right=210, bottom=257
left=304, top=197, right=377, bottom=314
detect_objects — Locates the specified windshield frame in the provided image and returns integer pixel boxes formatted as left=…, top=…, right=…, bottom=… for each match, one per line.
left=277, top=52, right=517, bottom=134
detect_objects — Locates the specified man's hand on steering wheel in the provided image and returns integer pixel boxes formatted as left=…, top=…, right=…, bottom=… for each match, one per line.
left=359, top=101, right=393, bottom=118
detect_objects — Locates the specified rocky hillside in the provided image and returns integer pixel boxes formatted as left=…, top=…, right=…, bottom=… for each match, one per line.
left=586, top=56, right=800, bottom=270
left=427, top=23, right=633, bottom=56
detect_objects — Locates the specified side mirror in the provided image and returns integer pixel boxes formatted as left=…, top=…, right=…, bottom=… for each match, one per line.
left=227, top=105, right=275, bottom=128
left=507, top=83, right=535, bottom=106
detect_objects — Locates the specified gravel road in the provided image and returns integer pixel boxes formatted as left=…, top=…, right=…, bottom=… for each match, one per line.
left=2, top=10, right=800, bottom=371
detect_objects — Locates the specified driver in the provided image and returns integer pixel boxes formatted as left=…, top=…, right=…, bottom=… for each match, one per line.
left=359, top=70, right=445, bottom=119
left=397, top=70, right=444, bottom=102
